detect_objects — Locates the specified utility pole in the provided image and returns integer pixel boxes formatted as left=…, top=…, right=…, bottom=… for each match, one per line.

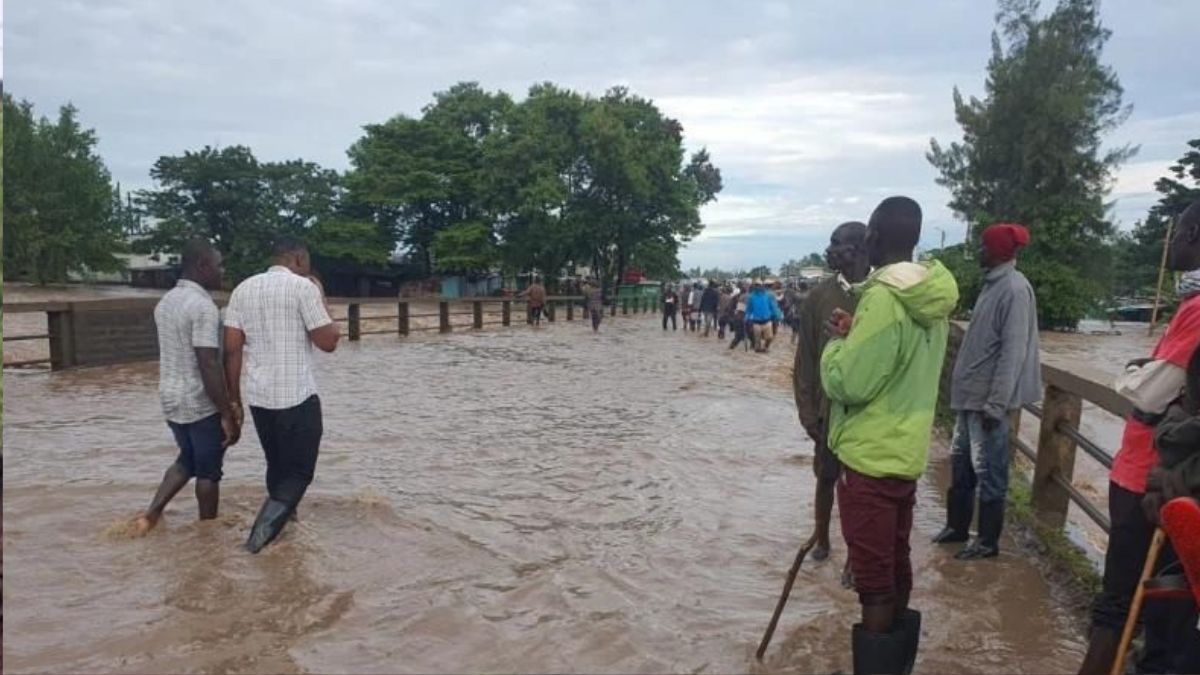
left=1148, top=215, right=1177, bottom=336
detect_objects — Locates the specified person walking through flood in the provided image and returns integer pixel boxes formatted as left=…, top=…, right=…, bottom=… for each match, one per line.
left=689, top=281, right=704, bottom=332
left=700, top=280, right=720, bottom=337
left=522, top=276, right=548, bottom=326
left=134, top=240, right=241, bottom=535
left=932, top=223, right=1042, bottom=561
left=821, top=196, right=958, bottom=674
left=745, top=280, right=783, bottom=353
left=729, top=282, right=751, bottom=350
left=717, top=284, right=734, bottom=339
left=223, top=238, right=341, bottom=553
left=679, top=283, right=693, bottom=332
left=793, top=221, right=870, bottom=563
left=662, top=283, right=679, bottom=331
left=584, top=280, right=605, bottom=332
left=1078, top=200, right=1200, bottom=675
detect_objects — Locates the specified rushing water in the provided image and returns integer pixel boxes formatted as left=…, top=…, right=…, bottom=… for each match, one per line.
left=3, top=311, right=1097, bottom=674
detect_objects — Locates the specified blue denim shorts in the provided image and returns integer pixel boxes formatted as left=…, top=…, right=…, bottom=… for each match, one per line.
left=168, top=413, right=225, bottom=482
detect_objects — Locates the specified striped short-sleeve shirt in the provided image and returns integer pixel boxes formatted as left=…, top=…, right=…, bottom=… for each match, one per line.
left=223, top=266, right=333, bottom=410
left=155, top=279, right=221, bottom=424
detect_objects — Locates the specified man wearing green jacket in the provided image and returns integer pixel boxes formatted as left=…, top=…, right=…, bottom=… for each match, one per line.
left=821, top=196, right=959, bottom=674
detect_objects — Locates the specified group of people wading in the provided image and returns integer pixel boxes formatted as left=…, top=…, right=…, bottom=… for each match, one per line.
left=661, top=275, right=809, bottom=354
left=129, top=192, right=1200, bottom=673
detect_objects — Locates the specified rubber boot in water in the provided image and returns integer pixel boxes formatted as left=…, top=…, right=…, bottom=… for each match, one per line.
left=245, top=498, right=293, bottom=554
left=956, top=499, right=1003, bottom=560
left=893, top=608, right=921, bottom=675
left=852, top=624, right=908, bottom=675
left=932, top=488, right=973, bottom=544
left=1076, top=625, right=1121, bottom=675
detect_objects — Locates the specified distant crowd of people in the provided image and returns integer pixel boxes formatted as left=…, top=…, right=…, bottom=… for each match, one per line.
left=660, top=277, right=812, bottom=354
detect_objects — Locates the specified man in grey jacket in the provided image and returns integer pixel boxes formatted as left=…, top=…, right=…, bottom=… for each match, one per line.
left=933, top=223, right=1042, bottom=560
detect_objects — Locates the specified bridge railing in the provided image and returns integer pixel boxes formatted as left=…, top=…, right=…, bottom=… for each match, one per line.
left=1011, top=360, right=1127, bottom=533
left=3, top=294, right=661, bottom=370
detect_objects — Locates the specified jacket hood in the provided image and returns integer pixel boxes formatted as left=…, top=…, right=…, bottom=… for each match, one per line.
left=869, top=260, right=959, bottom=328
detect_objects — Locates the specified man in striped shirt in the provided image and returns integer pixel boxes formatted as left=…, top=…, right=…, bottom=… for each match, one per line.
left=224, top=238, right=341, bottom=553
left=134, top=239, right=240, bottom=535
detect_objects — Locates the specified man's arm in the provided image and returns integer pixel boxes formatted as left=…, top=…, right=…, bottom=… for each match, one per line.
left=820, top=290, right=901, bottom=406
left=300, top=278, right=340, bottom=353
left=983, top=288, right=1031, bottom=423
left=794, top=298, right=822, bottom=438
left=223, top=326, right=245, bottom=410
left=197, top=347, right=239, bottom=447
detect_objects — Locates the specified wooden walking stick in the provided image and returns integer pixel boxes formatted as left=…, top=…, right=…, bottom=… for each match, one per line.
left=756, top=533, right=819, bottom=661
left=1111, top=528, right=1166, bottom=675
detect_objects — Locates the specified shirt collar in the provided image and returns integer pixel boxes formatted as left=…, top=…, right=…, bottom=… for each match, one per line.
left=985, top=260, right=1016, bottom=283
left=268, top=265, right=293, bottom=275
left=176, top=278, right=208, bottom=294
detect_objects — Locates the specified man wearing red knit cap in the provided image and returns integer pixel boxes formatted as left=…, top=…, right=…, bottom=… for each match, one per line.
left=932, top=222, right=1042, bottom=560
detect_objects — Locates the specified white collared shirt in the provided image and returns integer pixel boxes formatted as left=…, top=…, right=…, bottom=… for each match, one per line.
left=155, top=279, right=221, bottom=424
left=224, top=266, right=333, bottom=410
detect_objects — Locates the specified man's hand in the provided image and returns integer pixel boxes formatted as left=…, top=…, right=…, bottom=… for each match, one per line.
left=1125, top=357, right=1152, bottom=370
left=221, top=411, right=242, bottom=448
left=825, top=308, right=853, bottom=338
left=982, top=415, right=1001, bottom=433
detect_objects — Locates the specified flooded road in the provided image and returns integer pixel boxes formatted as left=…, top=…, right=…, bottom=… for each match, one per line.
left=7, top=315, right=1092, bottom=673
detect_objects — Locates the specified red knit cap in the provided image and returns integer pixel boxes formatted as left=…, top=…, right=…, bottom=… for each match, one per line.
left=982, top=223, right=1030, bottom=261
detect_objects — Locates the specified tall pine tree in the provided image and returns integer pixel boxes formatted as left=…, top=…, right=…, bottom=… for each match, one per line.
left=928, top=0, right=1134, bottom=328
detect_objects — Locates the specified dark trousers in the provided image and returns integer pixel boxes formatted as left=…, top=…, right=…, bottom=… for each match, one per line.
left=590, top=308, right=602, bottom=330
left=250, top=395, right=323, bottom=508
left=1093, top=481, right=1200, bottom=673
left=663, top=310, right=677, bottom=330
left=729, top=318, right=749, bottom=349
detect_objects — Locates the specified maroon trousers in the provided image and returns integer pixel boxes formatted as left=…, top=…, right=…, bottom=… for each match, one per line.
left=837, top=466, right=916, bottom=605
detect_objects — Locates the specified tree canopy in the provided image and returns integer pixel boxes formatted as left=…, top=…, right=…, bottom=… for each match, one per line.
left=3, top=95, right=126, bottom=283
left=135, top=145, right=390, bottom=281
left=928, top=0, right=1133, bottom=329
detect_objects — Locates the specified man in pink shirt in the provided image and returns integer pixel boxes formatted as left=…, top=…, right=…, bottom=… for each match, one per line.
left=1079, top=200, right=1200, bottom=674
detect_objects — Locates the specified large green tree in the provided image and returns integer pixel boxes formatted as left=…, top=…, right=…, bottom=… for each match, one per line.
left=347, top=82, right=513, bottom=275
left=928, top=0, right=1134, bottom=329
left=137, top=145, right=390, bottom=280
left=3, top=95, right=125, bottom=283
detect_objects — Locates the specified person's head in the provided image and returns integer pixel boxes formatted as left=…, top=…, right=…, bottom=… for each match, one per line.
left=866, top=197, right=922, bottom=267
left=980, top=223, right=1031, bottom=269
left=272, top=237, right=312, bottom=276
left=180, top=238, right=223, bottom=290
left=1169, top=200, right=1200, bottom=272
left=799, top=281, right=809, bottom=292
left=826, top=220, right=870, bottom=282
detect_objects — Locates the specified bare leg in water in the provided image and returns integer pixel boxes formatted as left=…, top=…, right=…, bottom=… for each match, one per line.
left=195, top=479, right=219, bottom=520
left=813, top=478, right=835, bottom=561
left=134, top=463, right=192, bottom=534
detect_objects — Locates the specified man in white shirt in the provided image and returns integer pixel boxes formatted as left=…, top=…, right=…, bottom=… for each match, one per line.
left=224, top=238, right=341, bottom=553
left=135, top=240, right=240, bottom=535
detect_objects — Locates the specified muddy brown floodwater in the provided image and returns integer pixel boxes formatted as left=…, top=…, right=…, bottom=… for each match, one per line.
left=7, top=312, right=1127, bottom=673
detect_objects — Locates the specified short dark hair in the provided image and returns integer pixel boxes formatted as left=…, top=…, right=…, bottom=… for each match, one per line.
left=271, top=236, right=309, bottom=259
left=869, top=197, right=922, bottom=250
left=181, top=238, right=217, bottom=273
left=832, top=221, right=868, bottom=245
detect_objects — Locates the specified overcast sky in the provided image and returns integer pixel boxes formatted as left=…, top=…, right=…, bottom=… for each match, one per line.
left=7, top=0, right=1199, bottom=271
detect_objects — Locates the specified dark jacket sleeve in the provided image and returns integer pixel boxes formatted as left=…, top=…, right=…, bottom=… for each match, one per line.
left=794, top=290, right=822, bottom=439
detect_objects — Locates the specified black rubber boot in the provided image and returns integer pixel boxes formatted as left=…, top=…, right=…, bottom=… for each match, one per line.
left=893, top=609, right=921, bottom=675
left=955, top=499, right=1003, bottom=560
left=932, top=488, right=973, bottom=544
left=245, top=498, right=293, bottom=554
left=852, top=624, right=908, bottom=675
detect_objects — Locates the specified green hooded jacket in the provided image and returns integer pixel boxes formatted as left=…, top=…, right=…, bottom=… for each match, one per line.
left=820, top=260, right=960, bottom=480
